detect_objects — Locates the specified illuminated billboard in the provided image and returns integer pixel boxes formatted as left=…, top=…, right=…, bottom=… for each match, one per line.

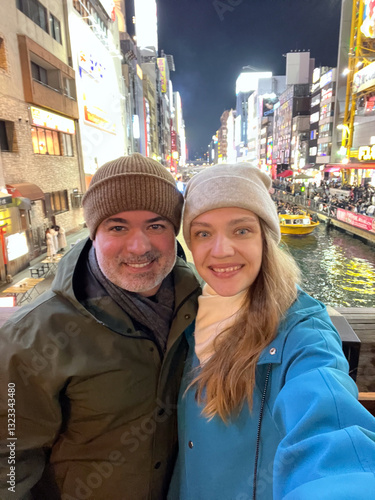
left=6, top=232, right=28, bottom=261
left=134, top=0, right=158, bottom=50
left=157, top=58, right=167, bottom=93
left=361, top=0, right=375, bottom=39
left=79, top=51, right=116, bottom=134
left=30, top=107, right=75, bottom=134
left=353, top=61, right=375, bottom=94
left=262, top=94, right=278, bottom=117
left=236, top=72, right=272, bottom=95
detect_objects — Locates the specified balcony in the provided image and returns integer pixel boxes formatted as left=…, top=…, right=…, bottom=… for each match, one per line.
left=18, top=35, right=79, bottom=120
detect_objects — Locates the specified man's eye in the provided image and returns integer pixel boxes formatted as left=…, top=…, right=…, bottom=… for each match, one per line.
left=149, top=224, right=165, bottom=230
left=110, top=226, right=126, bottom=232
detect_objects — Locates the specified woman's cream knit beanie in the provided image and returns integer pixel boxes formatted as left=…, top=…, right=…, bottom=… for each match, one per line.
left=183, top=163, right=281, bottom=247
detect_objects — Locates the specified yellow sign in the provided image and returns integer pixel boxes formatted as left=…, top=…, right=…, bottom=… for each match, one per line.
left=358, top=145, right=375, bottom=161
left=157, top=58, right=167, bottom=93
left=30, top=107, right=75, bottom=134
left=136, top=64, right=143, bottom=81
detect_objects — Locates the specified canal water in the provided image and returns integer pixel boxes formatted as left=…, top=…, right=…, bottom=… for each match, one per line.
left=281, top=224, right=375, bottom=307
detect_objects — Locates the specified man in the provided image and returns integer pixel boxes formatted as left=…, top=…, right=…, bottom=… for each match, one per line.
left=0, top=154, right=202, bottom=499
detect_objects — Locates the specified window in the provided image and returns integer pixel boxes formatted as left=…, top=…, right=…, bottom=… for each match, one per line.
left=0, top=121, right=9, bottom=151
left=61, top=133, right=73, bottom=156
left=31, top=126, right=74, bottom=156
left=31, top=62, right=48, bottom=85
left=71, top=190, right=83, bottom=209
left=63, top=77, right=76, bottom=99
left=310, top=111, right=319, bottom=124
left=49, top=13, right=61, bottom=44
left=319, top=123, right=333, bottom=139
left=320, top=103, right=334, bottom=121
left=311, top=95, right=320, bottom=108
left=0, top=37, right=8, bottom=71
left=73, top=0, right=108, bottom=37
left=317, top=142, right=331, bottom=157
left=17, top=0, right=48, bottom=33
left=51, top=190, right=68, bottom=214
left=0, top=120, right=16, bottom=152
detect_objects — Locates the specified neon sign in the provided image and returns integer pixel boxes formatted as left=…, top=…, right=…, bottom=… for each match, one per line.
left=358, top=145, right=375, bottom=160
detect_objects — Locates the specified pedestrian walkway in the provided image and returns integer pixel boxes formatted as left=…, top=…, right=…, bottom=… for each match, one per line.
left=0, top=227, right=89, bottom=297
left=0, top=228, right=191, bottom=310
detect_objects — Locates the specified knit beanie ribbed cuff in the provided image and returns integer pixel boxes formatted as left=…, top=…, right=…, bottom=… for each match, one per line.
left=82, top=154, right=183, bottom=238
left=183, top=163, right=281, bottom=247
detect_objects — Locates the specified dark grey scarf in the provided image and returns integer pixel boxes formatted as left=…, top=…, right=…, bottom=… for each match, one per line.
left=88, top=246, right=175, bottom=353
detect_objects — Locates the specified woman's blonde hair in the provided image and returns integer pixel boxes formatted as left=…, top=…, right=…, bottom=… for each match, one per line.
left=190, top=220, right=301, bottom=422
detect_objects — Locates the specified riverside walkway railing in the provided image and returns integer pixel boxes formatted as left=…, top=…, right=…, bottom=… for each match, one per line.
left=272, top=187, right=338, bottom=218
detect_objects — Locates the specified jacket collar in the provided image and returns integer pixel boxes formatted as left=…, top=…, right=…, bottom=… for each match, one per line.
left=52, top=238, right=202, bottom=336
left=258, top=289, right=328, bottom=365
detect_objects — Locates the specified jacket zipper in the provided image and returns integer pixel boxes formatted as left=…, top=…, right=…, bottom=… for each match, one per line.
left=253, top=362, right=272, bottom=500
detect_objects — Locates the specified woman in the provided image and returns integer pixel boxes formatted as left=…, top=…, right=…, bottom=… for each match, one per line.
left=169, top=164, right=375, bottom=499
left=45, top=228, right=55, bottom=258
left=56, top=225, right=67, bottom=252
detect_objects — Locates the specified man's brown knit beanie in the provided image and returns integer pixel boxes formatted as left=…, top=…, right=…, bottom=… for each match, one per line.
left=82, top=153, right=183, bottom=239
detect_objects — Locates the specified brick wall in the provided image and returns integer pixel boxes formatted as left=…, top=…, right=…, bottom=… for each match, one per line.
left=0, top=94, right=84, bottom=234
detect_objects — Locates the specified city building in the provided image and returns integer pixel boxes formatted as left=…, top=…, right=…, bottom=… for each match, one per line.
left=273, top=51, right=313, bottom=177
left=307, top=67, right=337, bottom=182
left=235, top=69, right=272, bottom=161
left=246, top=75, right=286, bottom=173
left=0, top=0, right=83, bottom=279
left=217, top=110, right=229, bottom=163
left=67, top=0, right=127, bottom=187
left=332, top=0, right=375, bottom=186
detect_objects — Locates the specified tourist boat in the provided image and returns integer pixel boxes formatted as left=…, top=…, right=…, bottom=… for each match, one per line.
left=279, top=214, right=320, bottom=235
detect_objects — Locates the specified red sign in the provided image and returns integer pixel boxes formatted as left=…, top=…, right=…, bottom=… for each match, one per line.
left=337, top=208, right=375, bottom=233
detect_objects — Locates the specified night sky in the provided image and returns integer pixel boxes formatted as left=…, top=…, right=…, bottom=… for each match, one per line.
left=157, top=0, right=342, bottom=160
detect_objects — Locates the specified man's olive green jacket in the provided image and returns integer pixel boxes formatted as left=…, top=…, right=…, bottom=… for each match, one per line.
left=0, top=239, right=201, bottom=500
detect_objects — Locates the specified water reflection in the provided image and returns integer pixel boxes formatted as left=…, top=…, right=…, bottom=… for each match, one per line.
left=281, top=225, right=375, bottom=307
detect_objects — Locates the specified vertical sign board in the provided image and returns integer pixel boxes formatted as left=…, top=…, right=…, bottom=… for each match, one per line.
left=157, top=58, right=167, bottom=93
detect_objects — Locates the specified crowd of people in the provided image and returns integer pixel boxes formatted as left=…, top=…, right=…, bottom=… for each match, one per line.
left=45, top=224, right=67, bottom=257
left=274, top=179, right=375, bottom=218
left=275, top=200, right=319, bottom=222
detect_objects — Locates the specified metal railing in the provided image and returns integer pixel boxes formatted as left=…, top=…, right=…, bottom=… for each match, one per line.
left=272, top=188, right=337, bottom=218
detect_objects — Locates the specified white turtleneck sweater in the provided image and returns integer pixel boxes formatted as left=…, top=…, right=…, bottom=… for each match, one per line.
left=194, top=284, right=247, bottom=363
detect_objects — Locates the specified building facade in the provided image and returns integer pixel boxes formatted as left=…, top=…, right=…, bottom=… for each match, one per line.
left=0, top=0, right=83, bottom=279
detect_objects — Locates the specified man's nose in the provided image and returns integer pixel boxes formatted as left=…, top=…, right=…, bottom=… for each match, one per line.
left=127, top=230, right=152, bottom=255
left=210, top=234, right=235, bottom=258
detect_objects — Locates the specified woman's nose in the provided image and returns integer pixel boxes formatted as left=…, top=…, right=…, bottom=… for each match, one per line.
left=210, top=235, right=235, bottom=258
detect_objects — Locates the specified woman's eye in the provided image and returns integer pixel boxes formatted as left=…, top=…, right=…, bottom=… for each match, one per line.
left=235, top=228, right=250, bottom=235
left=195, top=231, right=210, bottom=238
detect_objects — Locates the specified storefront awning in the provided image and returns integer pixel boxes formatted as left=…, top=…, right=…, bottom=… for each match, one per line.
left=342, top=163, right=375, bottom=169
left=6, top=182, right=45, bottom=201
left=325, top=163, right=375, bottom=172
left=324, top=166, right=341, bottom=173
left=277, top=169, right=293, bottom=178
